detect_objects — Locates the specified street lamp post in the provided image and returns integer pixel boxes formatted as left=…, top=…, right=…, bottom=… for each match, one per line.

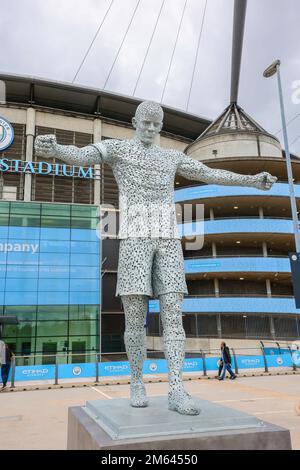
left=263, top=60, right=300, bottom=253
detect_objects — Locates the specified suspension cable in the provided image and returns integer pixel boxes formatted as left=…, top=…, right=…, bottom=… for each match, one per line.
left=103, top=0, right=142, bottom=90
left=290, top=134, right=300, bottom=147
left=185, top=0, right=208, bottom=111
left=133, top=0, right=166, bottom=97
left=160, top=0, right=188, bottom=104
left=274, top=113, right=300, bottom=136
left=72, top=0, right=115, bottom=83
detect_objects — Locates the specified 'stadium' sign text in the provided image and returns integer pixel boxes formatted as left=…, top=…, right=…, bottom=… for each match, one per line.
left=0, top=159, right=95, bottom=179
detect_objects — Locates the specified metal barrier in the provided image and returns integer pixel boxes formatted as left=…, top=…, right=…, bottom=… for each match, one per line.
left=4, top=345, right=299, bottom=388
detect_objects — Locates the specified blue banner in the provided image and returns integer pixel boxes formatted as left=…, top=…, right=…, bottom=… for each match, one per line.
left=265, top=354, right=293, bottom=368
left=99, top=361, right=130, bottom=377
left=205, top=357, right=220, bottom=371
left=264, top=347, right=290, bottom=355
left=14, top=365, right=55, bottom=381
left=236, top=355, right=265, bottom=369
left=9, top=353, right=296, bottom=383
left=58, top=363, right=96, bottom=379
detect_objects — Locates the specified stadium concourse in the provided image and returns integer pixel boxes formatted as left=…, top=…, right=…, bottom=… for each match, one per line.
left=0, top=374, right=300, bottom=450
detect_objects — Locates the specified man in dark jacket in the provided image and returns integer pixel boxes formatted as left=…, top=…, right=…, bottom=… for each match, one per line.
left=218, top=342, right=237, bottom=381
left=1, top=343, right=13, bottom=390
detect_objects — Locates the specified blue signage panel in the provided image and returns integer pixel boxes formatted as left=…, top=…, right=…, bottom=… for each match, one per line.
left=143, top=359, right=168, bottom=374
left=0, top=158, right=95, bottom=179
left=58, top=363, right=96, bottom=379
left=14, top=365, right=55, bottom=381
left=99, top=358, right=203, bottom=377
left=100, top=361, right=130, bottom=377
left=202, top=357, right=220, bottom=371
left=236, top=355, right=265, bottom=369
left=266, top=354, right=293, bottom=368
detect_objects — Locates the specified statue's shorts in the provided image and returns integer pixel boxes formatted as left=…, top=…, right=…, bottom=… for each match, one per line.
left=116, top=238, right=188, bottom=298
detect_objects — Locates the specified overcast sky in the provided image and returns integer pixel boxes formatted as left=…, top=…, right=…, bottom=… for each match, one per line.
left=1, top=0, right=300, bottom=154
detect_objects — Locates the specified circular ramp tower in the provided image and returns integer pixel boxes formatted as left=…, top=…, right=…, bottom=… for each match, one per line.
left=185, top=102, right=282, bottom=161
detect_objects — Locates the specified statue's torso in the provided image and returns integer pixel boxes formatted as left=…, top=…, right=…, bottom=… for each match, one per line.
left=105, top=139, right=181, bottom=239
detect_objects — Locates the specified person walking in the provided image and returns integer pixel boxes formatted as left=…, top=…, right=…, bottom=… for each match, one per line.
left=0, top=343, right=13, bottom=390
left=218, top=342, right=237, bottom=381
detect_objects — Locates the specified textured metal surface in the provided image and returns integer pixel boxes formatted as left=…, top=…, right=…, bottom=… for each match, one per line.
left=84, top=396, right=264, bottom=440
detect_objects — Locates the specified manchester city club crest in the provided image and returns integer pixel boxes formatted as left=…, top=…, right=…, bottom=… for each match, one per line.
left=0, top=116, right=14, bottom=151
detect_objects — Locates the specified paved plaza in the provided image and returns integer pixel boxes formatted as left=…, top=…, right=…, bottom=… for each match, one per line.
left=0, top=374, right=299, bottom=450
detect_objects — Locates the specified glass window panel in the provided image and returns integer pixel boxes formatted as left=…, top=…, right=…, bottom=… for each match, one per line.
left=4, top=305, right=36, bottom=321
left=39, top=253, right=70, bottom=266
left=71, top=205, right=98, bottom=219
left=40, top=240, right=70, bottom=253
left=35, top=337, right=68, bottom=355
left=36, top=321, right=68, bottom=336
left=69, top=320, right=97, bottom=336
left=9, top=214, right=41, bottom=227
left=69, top=305, right=99, bottom=320
left=0, top=214, right=9, bottom=226
left=70, top=253, right=99, bottom=266
left=41, top=216, right=71, bottom=228
left=10, top=202, right=41, bottom=216
left=70, top=241, right=99, bottom=254
left=71, top=217, right=97, bottom=229
left=70, top=335, right=98, bottom=351
left=40, top=227, right=70, bottom=240
left=5, top=321, right=36, bottom=338
left=3, top=324, right=18, bottom=337
left=41, top=204, right=71, bottom=217
left=0, top=202, right=10, bottom=214
left=37, top=305, right=68, bottom=320
left=71, top=229, right=98, bottom=242
left=8, top=226, right=40, bottom=240
left=39, top=266, right=70, bottom=279
left=6, top=265, right=38, bottom=278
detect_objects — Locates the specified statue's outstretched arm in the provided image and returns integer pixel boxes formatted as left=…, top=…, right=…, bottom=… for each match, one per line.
left=34, top=135, right=108, bottom=166
left=177, top=153, right=277, bottom=191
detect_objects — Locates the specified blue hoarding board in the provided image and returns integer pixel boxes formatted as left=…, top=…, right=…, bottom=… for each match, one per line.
left=58, top=363, right=96, bottom=379
left=100, top=361, right=130, bottom=377
left=205, top=357, right=220, bottom=371
left=236, top=355, right=265, bottom=369
left=14, top=365, right=55, bottom=381
left=265, top=354, right=293, bottom=368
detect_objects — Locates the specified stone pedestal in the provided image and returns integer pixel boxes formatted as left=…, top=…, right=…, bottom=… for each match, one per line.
left=67, top=397, right=292, bottom=450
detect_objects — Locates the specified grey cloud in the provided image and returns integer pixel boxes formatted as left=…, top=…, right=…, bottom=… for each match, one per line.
left=1, top=0, right=300, bottom=154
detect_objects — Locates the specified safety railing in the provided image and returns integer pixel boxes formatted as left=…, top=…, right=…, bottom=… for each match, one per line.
left=4, top=344, right=299, bottom=388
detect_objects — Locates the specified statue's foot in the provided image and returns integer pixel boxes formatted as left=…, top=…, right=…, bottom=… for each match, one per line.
left=168, top=389, right=201, bottom=416
left=130, top=382, right=149, bottom=408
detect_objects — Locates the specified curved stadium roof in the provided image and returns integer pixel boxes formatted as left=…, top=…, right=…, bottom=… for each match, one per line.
left=0, top=72, right=211, bottom=141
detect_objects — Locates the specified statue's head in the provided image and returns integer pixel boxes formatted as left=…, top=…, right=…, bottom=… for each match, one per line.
left=132, top=101, right=164, bottom=146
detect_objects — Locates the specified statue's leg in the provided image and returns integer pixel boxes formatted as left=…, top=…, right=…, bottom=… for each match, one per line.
left=160, top=292, right=201, bottom=416
left=122, top=294, right=148, bottom=408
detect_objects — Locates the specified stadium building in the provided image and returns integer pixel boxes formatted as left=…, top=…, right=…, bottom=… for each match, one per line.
left=0, top=73, right=299, bottom=364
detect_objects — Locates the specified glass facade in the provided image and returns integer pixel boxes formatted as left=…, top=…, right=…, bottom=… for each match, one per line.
left=0, top=201, right=100, bottom=364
